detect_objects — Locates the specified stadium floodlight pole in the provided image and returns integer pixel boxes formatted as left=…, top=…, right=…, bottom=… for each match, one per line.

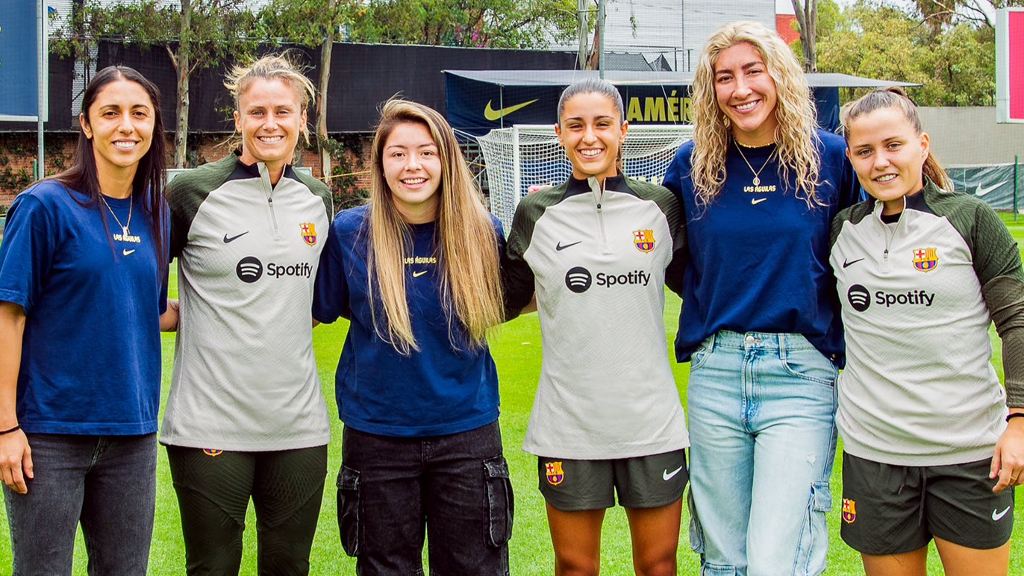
left=597, top=0, right=606, bottom=79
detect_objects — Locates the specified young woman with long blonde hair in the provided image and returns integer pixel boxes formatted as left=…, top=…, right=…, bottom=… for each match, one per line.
left=313, top=99, right=510, bottom=574
left=662, top=21, right=860, bottom=574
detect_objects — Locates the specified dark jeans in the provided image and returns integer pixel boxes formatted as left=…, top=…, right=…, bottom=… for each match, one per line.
left=338, top=422, right=513, bottom=576
left=3, top=433, right=157, bottom=576
left=165, top=444, right=328, bottom=576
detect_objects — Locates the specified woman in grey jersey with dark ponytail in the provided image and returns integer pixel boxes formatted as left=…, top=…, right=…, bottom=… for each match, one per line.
left=832, top=87, right=1024, bottom=575
left=503, top=78, right=689, bottom=576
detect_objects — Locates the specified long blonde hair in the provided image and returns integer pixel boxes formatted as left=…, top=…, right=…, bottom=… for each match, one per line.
left=840, top=87, right=952, bottom=191
left=224, top=53, right=316, bottom=146
left=690, top=21, right=823, bottom=209
left=367, top=99, right=504, bottom=354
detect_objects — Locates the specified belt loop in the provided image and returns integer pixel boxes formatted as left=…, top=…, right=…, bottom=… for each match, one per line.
left=778, top=333, right=787, bottom=362
left=707, top=331, right=717, bottom=353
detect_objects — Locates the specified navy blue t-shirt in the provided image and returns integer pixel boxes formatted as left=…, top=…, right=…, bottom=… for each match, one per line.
left=662, top=130, right=860, bottom=366
left=0, top=180, right=168, bottom=435
left=312, top=204, right=504, bottom=437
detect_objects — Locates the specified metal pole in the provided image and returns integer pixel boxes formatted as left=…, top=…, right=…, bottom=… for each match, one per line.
left=597, top=0, right=606, bottom=79
left=36, top=0, right=46, bottom=180
left=1015, top=154, right=1019, bottom=221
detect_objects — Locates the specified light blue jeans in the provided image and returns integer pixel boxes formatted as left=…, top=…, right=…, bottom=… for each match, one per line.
left=686, top=331, right=838, bottom=576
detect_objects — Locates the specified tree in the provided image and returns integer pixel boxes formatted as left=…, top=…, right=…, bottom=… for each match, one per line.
left=913, top=0, right=1024, bottom=30
left=52, top=0, right=263, bottom=167
left=790, top=0, right=818, bottom=72
left=261, top=0, right=354, bottom=182
left=349, top=0, right=579, bottom=49
left=815, top=1, right=996, bottom=106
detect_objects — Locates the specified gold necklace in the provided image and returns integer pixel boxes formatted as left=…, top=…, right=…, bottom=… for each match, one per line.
left=735, top=145, right=775, bottom=187
left=100, top=194, right=133, bottom=238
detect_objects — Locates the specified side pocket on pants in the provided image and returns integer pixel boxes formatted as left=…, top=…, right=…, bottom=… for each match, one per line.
left=483, top=455, right=514, bottom=547
left=795, top=481, right=832, bottom=575
left=337, top=465, right=361, bottom=557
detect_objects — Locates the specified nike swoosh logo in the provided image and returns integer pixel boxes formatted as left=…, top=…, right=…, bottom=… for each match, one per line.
left=556, top=241, right=582, bottom=251
left=751, top=198, right=767, bottom=205
left=843, top=258, right=865, bottom=268
left=412, top=270, right=428, bottom=278
left=122, top=249, right=135, bottom=256
left=484, top=99, right=539, bottom=121
left=975, top=182, right=1003, bottom=197
left=663, top=466, right=684, bottom=481
left=223, top=231, right=250, bottom=243
left=993, top=506, right=1011, bottom=521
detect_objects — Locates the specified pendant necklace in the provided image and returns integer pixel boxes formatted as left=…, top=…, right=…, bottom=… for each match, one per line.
left=100, top=194, right=133, bottom=239
left=735, top=144, right=775, bottom=187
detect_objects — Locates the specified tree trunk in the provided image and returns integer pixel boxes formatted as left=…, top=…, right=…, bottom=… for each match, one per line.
left=576, top=0, right=588, bottom=68
left=791, top=0, right=817, bottom=72
left=174, top=0, right=192, bottom=168
left=317, top=19, right=334, bottom=184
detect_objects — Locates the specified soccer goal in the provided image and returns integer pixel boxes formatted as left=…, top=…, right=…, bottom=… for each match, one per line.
left=477, top=124, right=695, bottom=231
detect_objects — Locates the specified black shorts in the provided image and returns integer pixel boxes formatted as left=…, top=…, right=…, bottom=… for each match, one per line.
left=840, top=452, right=1014, bottom=554
left=537, top=449, right=687, bottom=511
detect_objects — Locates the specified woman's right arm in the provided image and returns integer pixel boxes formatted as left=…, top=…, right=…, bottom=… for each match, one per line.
left=0, top=301, right=31, bottom=494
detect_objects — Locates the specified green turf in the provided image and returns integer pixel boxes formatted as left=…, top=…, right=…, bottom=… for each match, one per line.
left=1, top=213, right=1022, bottom=574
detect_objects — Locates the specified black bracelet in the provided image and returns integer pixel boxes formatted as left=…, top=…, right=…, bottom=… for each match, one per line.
left=0, top=425, right=20, bottom=436
left=1007, top=413, right=1024, bottom=423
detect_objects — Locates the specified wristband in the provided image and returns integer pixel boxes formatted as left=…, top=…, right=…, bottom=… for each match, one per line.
left=0, top=425, right=20, bottom=436
left=1007, top=413, right=1024, bottom=423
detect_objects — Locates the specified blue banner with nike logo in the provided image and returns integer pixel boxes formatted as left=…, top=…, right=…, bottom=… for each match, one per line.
left=444, top=70, right=842, bottom=136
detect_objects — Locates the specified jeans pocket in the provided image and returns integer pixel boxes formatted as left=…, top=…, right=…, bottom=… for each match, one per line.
left=781, top=348, right=838, bottom=387
left=689, top=337, right=714, bottom=371
left=336, top=465, right=360, bottom=557
left=483, top=455, right=514, bottom=547
left=795, top=481, right=832, bottom=575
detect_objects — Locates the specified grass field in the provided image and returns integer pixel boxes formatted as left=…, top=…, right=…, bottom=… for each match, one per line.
left=1, top=213, right=1023, bottom=574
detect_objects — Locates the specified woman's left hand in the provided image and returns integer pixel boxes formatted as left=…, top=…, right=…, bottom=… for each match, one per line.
left=991, top=410, right=1024, bottom=493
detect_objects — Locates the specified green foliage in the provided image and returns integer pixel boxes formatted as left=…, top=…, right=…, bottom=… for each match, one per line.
left=51, top=0, right=264, bottom=75
left=260, top=0, right=353, bottom=48
left=347, top=0, right=579, bottom=48
left=321, top=136, right=369, bottom=212
left=815, top=0, right=996, bottom=106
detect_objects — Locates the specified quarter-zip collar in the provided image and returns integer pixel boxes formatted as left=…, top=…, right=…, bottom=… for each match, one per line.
left=562, top=173, right=632, bottom=200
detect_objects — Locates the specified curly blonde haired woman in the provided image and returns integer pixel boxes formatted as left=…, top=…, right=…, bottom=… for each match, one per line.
left=313, top=99, right=510, bottom=575
left=662, top=21, right=860, bottom=575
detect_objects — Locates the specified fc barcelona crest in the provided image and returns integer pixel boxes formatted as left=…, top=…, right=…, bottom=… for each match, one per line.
left=633, top=229, right=655, bottom=253
left=545, top=461, right=565, bottom=486
left=912, top=247, right=938, bottom=272
left=842, top=498, right=857, bottom=524
left=300, top=222, right=318, bottom=246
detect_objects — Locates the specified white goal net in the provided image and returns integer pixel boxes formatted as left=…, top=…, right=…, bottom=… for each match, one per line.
left=477, top=124, right=695, bottom=231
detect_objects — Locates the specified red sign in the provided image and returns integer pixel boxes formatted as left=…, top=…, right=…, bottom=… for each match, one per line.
left=1011, top=11, right=1024, bottom=121
left=999, top=9, right=1024, bottom=123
